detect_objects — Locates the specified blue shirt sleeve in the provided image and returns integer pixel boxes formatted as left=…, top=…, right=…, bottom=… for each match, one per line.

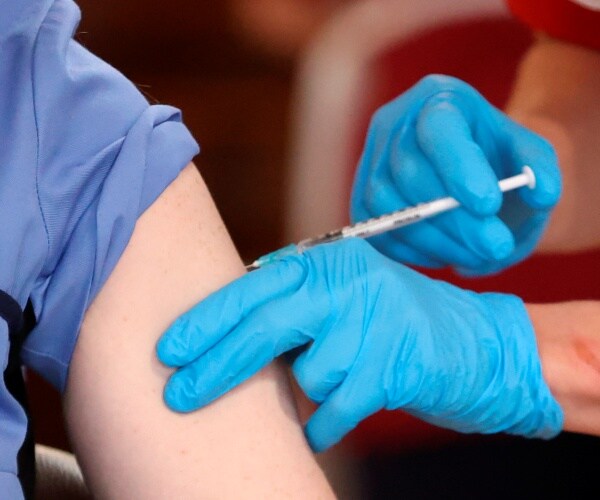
left=0, top=0, right=200, bottom=392
left=0, top=2, right=199, bottom=491
left=0, top=471, right=23, bottom=500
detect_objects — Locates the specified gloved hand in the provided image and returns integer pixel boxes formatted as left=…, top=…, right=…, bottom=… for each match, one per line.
left=351, top=74, right=562, bottom=276
left=157, top=238, right=562, bottom=452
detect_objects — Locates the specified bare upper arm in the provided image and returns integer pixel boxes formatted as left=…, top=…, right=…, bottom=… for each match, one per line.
left=63, top=163, right=334, bottom=498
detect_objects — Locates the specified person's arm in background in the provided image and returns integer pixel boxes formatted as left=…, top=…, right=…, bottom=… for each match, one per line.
left=505, top=35, right=600, bottom=252
left=64, top=162, right=335, bottom=498
left=503, top=0, right=600, bottom=254
left=527, top=300, right=600, bottom=438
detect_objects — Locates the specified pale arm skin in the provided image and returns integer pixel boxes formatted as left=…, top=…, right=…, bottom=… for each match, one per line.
left=63, top=163, right=335, bottom=499
left=505, top=35, right=600, bottom=436
left=528, top=301, right=600, bottom=436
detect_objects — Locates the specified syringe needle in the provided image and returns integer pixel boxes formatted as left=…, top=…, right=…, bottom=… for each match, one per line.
left=245, top=166, right=535, bottom=270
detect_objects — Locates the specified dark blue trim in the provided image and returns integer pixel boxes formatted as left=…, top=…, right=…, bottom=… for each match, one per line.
left=0, top=289, right=23, bottom=338
left=1, top=292, right=36, bottom=499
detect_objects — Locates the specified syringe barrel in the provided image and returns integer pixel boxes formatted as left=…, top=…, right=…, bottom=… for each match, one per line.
left=297, top=229, right=345, bottom=252
left=341, top=198, right=460, bottom=240
left=248, top=167, right=536, bottom=269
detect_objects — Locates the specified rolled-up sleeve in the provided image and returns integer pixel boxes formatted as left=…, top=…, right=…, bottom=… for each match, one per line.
left=0, top=471, right=23, bottom=500
left=9, top=0, right=200, bottom=390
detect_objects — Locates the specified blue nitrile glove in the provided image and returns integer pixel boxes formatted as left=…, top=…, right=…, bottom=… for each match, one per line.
left=157, top=238, right=562, bottom=452
left=351, top=74, right=562, bottom=276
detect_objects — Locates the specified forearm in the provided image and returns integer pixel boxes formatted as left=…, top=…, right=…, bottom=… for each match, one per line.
left=63, top=164, right=334, bottom=499
left=527, top=300, right=600, bottom=436
left=505, top=36, right=600, bottom=252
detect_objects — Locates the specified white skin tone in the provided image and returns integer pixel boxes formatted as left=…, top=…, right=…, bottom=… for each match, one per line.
left=227, top=0, right=343, bottom=57
left=63, top=164, right=335, bottom=499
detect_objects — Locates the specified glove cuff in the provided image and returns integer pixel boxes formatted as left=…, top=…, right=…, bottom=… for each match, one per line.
left=483, top=293, right=564, bottom=439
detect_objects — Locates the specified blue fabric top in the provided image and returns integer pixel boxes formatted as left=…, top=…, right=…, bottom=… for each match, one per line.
left=0, top=1, right=200, bottom=496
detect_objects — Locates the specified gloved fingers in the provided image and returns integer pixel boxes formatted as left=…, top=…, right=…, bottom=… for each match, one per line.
left=416, top=95, right=502, bottom=216
left=455, top=197, right=551, bottom=277
left=388, top=148, right=515, bottom=262
left=157, top=258, right=308, bottom=367
left=293, top=351, right=345, bottom=405
left=368, top=133, right=513, bottom=265
left=359, top=170, right=491, bottom=268
left=430, top=211, right=515, bottom=262
left=506, top=121, right=562, bottom=210
left=292, top=310, right=364, bottom=403
left=493, top=209, right=549, bottom=273
left=359, top=125, right=437, bottom=221
left=368, top=223, right=492, bottom=270
left=381, top=220, right=492, bottom=270
left=351, top=117, right=397, bottom=218
left=454, top=215, right=543, bottom=276
left=388, top=129, right=446, bottom=197
left=367, top=232, right=445, bottom=268
left=163, top=298, right=320, bottom=411
left=353, top=193, right=511, bottom=273
left=304, top=375, right=382, bottom=453
left=350, top=183, right=445, bottom=268
left=510, top=208, right=550, bottom=247
left=163, top=341, right=272, bottom=413
left=354, top=158, right=398, bottom=222
left=371, top=223, right=482, bottom=268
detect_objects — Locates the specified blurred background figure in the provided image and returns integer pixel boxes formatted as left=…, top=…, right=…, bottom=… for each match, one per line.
left=29, top=1, right=599, bottom=498
left=226, top=0, right=344, bottom=59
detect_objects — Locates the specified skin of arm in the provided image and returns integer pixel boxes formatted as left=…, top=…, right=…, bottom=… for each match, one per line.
left=62, top=163, right=335, bottom=499
left=505, top=35, right=600, bottom=252
left=527, top=301, right=600, bottom=436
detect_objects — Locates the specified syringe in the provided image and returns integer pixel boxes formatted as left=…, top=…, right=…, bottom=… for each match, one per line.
left=245, top=166, right=536, bottom=271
